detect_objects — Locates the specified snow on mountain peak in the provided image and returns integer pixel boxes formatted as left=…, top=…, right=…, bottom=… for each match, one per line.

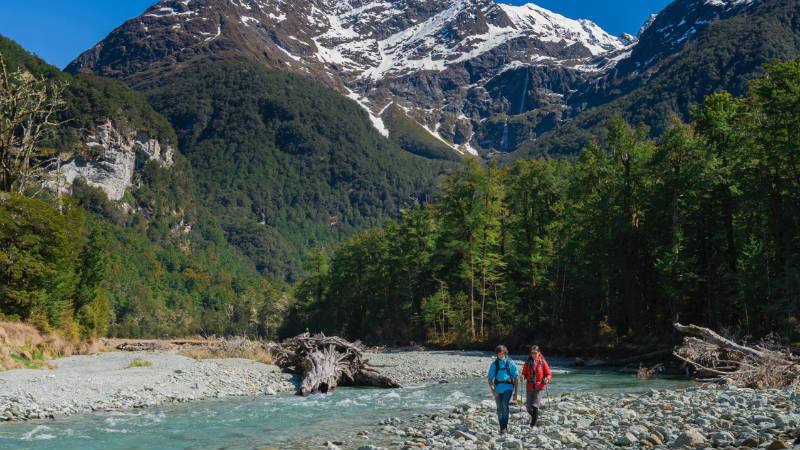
left=500, top=3, right=628, bottom=56
left=703, top=0, right=755, bottom=8
left=67, top=0, right=642, bottom=151
left=308, top=0, right=630, bottom=82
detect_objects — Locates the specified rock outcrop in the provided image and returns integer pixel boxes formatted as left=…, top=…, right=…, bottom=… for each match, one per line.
left=50, top=118, right=174, bottom=201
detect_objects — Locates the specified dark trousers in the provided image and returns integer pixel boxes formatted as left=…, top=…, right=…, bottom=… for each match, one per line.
left=526, top=389, right=545, bottom=424
left=494, top=389, right=513, bottom=429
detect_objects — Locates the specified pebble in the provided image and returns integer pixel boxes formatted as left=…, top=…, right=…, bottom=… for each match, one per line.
left=0, top=352, right=295, bottom=421
left=4, top=349, right=800, bottom=450
left=356, top=384, right=800, bottom=450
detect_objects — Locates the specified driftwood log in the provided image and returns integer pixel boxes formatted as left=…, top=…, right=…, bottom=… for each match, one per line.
left=268, top=333, right=400, bottom=396
left=673, top=323, right=800, bottom=388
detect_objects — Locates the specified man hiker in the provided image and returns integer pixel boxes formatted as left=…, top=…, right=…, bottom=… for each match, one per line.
left=521, top=344, right=551, bottom=426
left=487, top=344, right=518, bottom=433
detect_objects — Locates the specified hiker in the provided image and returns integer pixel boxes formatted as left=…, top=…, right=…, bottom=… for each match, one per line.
left=521, top=344, right=551, bottom=426
left=487, top=344, right=518, bottom=433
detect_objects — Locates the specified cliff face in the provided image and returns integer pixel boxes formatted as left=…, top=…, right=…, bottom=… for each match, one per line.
left=51, top=118, right=174, bottom=201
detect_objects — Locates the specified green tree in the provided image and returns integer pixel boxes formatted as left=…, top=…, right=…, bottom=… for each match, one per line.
left=0, top=193, right=83, bottom=333
left=504, top=158, right=568, bottom=333
left=437, top=159, right=485, bottom=339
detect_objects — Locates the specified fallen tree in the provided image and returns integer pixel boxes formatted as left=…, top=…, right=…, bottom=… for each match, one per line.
left=267, top=333, right=400, bottom=396
left=673, top=323, right=800, bottom=388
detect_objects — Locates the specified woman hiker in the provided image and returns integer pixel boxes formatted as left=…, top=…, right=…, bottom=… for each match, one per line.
left=487, top=344, right=518, bottom=433
left=521, top=344, right=551, bottom=426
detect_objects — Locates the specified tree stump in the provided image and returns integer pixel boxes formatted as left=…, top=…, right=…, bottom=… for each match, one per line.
left=268, top=333, right=400, bottom=396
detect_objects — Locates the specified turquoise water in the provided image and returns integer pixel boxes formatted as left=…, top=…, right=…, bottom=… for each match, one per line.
left=0, top=359, right=691, bottom=449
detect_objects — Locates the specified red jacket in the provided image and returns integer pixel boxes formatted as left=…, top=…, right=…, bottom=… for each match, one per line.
left=522, top=355, right=551, bottom=391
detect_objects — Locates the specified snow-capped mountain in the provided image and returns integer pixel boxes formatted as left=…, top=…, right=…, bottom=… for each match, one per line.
left=67, top=0, right=634, bottom=155
left=67, top=0, right=765, bottom=155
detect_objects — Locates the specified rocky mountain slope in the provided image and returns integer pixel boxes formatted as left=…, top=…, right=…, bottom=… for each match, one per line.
left=513, top=0, right=800, bottom=159
left=66, top=0, right=784, bottom=157
left=66, top=0, right=634, bottom=156
left=574, top=0, right=766, bottom=110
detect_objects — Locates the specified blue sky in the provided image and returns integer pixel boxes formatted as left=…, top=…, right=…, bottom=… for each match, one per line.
left=0, top=0, right=671, bottom=70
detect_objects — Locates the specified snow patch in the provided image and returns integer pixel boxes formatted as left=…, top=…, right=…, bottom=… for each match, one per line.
left=345, top=89, right=389, bottom=137
left=204, top=24, right=222, bottom=42
left=704, top=0, right=754, bottom=7
left=269, top=12, right=286, bottom=22
left=144, top=7, right=196, bottom=18
left=241, top=16, right=260, bottom=26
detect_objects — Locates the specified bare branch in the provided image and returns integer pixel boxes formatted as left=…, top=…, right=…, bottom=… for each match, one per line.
left=674, top=323, right=800, bottom=388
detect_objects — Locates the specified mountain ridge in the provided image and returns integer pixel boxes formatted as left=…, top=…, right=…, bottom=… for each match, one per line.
left=65, top=0, right=793, bottom=160
left=65, top=0, right=634, bottom=156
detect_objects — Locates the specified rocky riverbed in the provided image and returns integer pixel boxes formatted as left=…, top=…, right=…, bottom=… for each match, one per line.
left=0, top=350, right=503, bottom=422
left=366, top=350, right=498, bottom=384
left=0, top=352, right=296, bottom=421
left=354, top=384, right=800, bottom=450
left=5, top=350, right=799, bottom=450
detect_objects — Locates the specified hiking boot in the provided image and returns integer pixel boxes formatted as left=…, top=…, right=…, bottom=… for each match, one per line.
left=500, top=427, right=507, bottom=434
left=530, top=407, right=538, bottom=427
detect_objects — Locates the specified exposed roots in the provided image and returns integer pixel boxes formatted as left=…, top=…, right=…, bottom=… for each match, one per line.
left=268, top=332, right=400, bottom=396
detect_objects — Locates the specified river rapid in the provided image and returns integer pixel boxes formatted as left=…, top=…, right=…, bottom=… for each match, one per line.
left=0, top=357, right=694, bottom=450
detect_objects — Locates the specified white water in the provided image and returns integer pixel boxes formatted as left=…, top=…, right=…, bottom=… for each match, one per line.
left=501, top=120, right=510, bottom=151
left=518, top=69, right=530, bottom=115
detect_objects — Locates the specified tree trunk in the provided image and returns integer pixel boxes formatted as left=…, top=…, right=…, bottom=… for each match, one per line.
left=480, top=225, right=487, bottom=337
left=670, top=164, right=680, bottom=322
left=469, top=232, right=475, bottom=339
left=269, top=333, right=400, bottom=396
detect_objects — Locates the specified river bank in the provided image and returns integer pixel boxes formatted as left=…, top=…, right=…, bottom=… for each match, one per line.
left=5, top=350, right=800, bottom=450
left=0, top=350, right=526, bottom=422
left=0, top=352, right=295, bottom=421
left=360, top=385, right=800, bottom=450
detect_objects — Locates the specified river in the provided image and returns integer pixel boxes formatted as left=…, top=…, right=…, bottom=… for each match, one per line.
left=0, top=358, right=692, bottom=449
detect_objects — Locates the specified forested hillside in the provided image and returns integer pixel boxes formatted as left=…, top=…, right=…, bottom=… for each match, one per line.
left=145, top=64, right=452, bottom=281
left=0, top=36, right=286, bottom=339
left=287, top=58, right=800, bottom=349
left=512, top=0, right=800, bottom=159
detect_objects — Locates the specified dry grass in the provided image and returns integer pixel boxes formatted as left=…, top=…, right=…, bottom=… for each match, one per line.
left=126, top=358, right=152, bottom=368
left=0, top=321, right=103, bottom=371
left=178, top=337, right=272, bottom=365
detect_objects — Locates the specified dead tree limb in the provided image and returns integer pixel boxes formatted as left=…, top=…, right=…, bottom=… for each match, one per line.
left=673, top=323, right=800, bottom=388
left=674, top=323, right=767, bottom=359
left=672, top=351, right=730, bottom=377
left=268, top=333, right=400, bottom=396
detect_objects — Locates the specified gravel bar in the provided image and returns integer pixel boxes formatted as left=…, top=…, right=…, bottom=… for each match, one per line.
left=0, top=350, right=565, bottom=423
left=352, top=385, right=800, bottom=450
left=0, top=352, right=295, bottom=421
